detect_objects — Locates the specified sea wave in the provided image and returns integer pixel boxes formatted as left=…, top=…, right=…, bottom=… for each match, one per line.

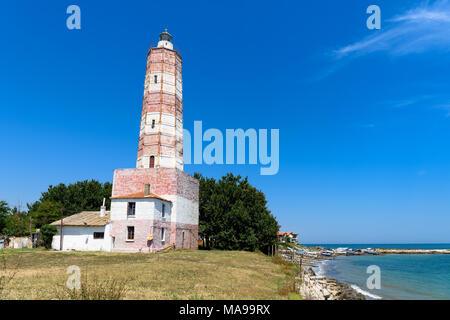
left=350, top=284, right=382, bottom=300
left=312, top=259, right=328, bottom=276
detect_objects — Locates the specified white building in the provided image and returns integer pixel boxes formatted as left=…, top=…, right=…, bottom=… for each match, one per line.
left=51, top=204, right=113, bottom=252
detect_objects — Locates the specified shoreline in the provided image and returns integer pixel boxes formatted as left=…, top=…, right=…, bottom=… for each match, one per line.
left=281, top=245, right=450, bottom=300
left=288, top=254, right=366, bottom=300
left=297, top=264, right=366, bottom=300
left=305, top=251, right=450, bottom=300
left=310, top=257, right=383, bottom=300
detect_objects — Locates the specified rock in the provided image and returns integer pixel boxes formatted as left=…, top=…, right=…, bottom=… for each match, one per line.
left=296, top=266, right=365, bottom=300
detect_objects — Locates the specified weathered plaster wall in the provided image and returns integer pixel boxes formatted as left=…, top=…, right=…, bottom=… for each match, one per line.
left=52, top=224, right=112, bottom=252
left=111, top=219, right=197, bottom=253
left=110, top=195, right=197, bottom=252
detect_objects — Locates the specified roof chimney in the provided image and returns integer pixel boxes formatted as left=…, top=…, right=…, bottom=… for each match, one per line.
left=100, top=198, right=106, bottom=217
left=144, top=183, right=151, bottom=197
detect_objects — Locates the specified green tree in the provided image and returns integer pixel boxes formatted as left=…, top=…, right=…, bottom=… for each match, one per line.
left=195, top=173, right=279, bottom=253
left=3, top=207, right=30, bottom=237
left=0, top=201, right=9, bottom=234
left=40, top=224, right=57, bottom=249
left=28, top=180, right=112, bottom=224
left=31, top=201, right=63, bottom=229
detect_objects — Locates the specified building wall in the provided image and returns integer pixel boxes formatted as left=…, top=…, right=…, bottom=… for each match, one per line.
left=7, top=237, right=32, bottom=249
left=111, top=168, right=199, bottom=202
left=52, top=224, right=112, bottom=252
left=164, top=194, right=198, bottom=226
left=110, top=198, right=163, bottom=221
left=110, top=194, right=198, bottom=252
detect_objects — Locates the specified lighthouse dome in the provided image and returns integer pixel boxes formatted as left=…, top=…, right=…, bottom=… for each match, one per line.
left=157, top=29, right=173, bottom=50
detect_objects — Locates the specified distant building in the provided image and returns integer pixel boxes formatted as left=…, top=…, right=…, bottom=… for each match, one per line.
left=277, top=232, right=298, bottom=244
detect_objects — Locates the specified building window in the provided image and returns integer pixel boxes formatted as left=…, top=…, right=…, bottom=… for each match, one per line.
left=150, top=156, right=155, bottom=168
left=151, top=119, right=155, bottom=128
left=93, top=232, right=104, bottom=239
left=161, top=228, right=166, bottom=242
left=127, top=226, right=135, bottom=240
left=154, top=75, right=158, bottom=83
left=162, top=203, right=166, bottom=218
left=127, top=202, right=136, bottom=216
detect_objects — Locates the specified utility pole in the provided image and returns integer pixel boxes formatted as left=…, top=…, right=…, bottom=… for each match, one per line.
left=60, top=208, right=63, bottom=251
left=29, top=215, right=32, bottom=247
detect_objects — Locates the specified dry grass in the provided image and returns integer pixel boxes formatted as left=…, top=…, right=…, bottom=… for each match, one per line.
left=56, top=276, right=129, bottom=300
left=0, top=250, right=21, bottom=297
left=0, top=248, right=295, bottom=300
left=271, top=255, right=300, bottom=298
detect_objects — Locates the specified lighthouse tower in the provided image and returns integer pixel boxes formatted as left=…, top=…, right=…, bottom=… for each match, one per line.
left=109, top=31, right=199, bottom=253
left=137, top=29, right=184, bottom=171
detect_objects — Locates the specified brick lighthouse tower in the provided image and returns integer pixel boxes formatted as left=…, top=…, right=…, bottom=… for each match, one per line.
left=137, top=29, right=184, bottom=171
left=109, top=31, right=199, bottom=253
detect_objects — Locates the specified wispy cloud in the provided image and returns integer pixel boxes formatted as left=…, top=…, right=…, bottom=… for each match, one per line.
left=334, top=0, right=450, bottom=58
left=434, top=103, right=450, bottom=116
left=382, top=95, right=440, bottom=108
left=381, top=94, right=450, bottom=117
left=390, top=99, right=419, bottom=108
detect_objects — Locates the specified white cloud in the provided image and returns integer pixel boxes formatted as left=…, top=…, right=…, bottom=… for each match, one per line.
left=334, top=1, right=450, bottom=58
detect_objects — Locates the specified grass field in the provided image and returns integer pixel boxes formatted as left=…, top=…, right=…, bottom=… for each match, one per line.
left=0, top=248, right=299, bottom=300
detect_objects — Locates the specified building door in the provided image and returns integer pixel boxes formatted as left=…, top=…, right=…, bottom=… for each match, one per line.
left=182, top=231, right=185, bottom=248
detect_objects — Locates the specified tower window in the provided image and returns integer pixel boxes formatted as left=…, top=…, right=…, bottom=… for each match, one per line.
left=127, top=202, right=136, bottom=216
left=162, top=203, right=166, bottom=218
left=151, top=119, right=155, bottom=128
left=127, top=226, right=135, bottom=240
left=150, top=156, right=155, bottom=168
left=161, top=228, right=166, bottom=242
left=154, top=75, right=158, bottom=83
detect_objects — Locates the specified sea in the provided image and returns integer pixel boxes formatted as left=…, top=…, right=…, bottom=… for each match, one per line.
left=302, top=244, right=450, bottom=300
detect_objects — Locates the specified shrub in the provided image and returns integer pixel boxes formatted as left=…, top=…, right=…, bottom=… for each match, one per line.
left=40, top=224, right=57, bottom=249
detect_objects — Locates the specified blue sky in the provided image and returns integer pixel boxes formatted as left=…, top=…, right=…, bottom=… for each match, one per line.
left=1, top=0, right=450, bottom=243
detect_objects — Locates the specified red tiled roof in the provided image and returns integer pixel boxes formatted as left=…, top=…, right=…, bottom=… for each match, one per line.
left=110, top=192, right=171, bottom=203
left=277, top=232, right=297, bottom=236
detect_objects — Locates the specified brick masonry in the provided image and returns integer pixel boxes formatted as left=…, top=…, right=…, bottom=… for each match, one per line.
left=112, top=168, right=198, bottom=202
left=138, top=43, right=183, bottom=170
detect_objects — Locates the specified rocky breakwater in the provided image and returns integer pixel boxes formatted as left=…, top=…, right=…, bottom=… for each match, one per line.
left=297, top=267, right=365, bottom=300
left=377, top=248, right=450, bottom=255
